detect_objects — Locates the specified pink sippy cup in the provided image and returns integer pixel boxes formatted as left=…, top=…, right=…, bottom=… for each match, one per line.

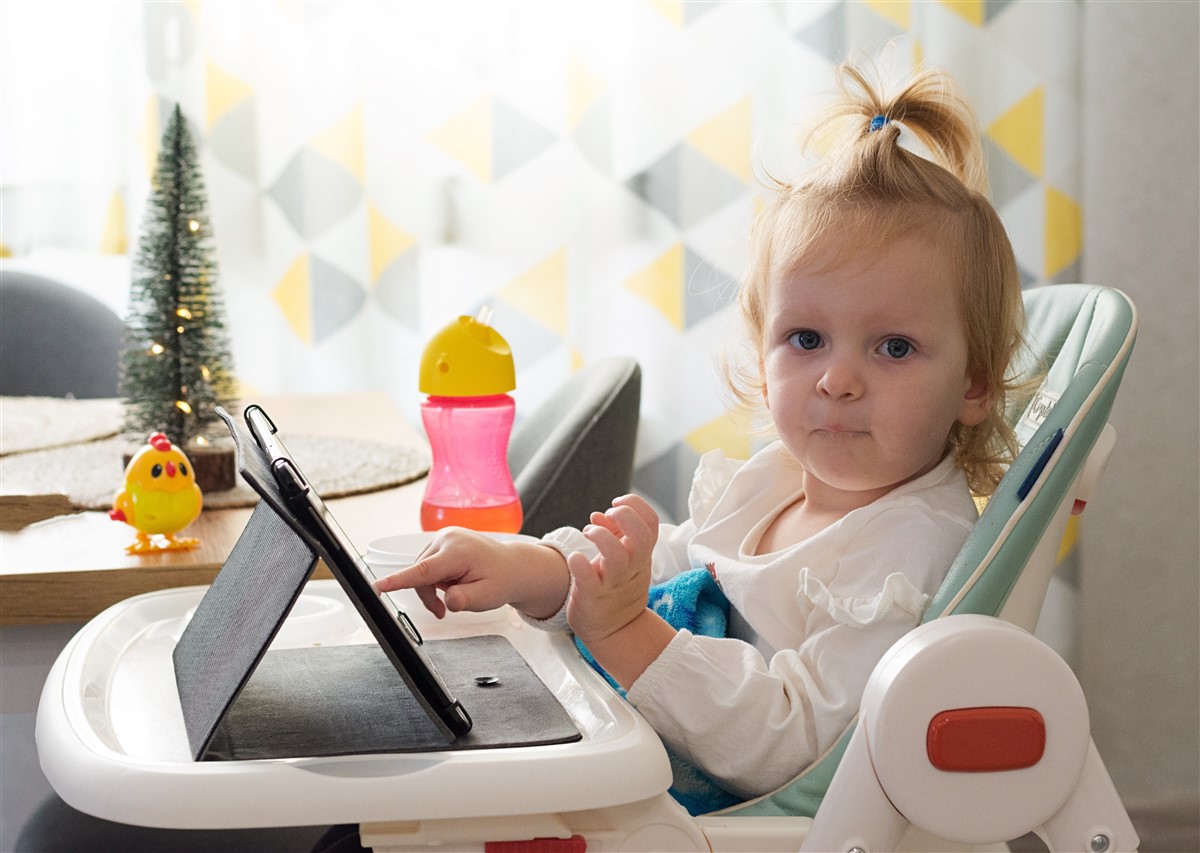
left=418, top=310, right=523, bottom=533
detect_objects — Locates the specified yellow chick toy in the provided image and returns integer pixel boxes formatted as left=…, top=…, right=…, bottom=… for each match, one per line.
left=110, top=432, right=203, bottom=554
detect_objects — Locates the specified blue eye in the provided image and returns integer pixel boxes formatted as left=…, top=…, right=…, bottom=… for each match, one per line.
left=789, top=330, right=822, bottom=351
left=881, top=338, right=912, bottom=359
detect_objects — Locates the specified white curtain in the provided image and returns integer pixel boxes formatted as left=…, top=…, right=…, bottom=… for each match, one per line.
left=1, top=0, right=1082, bottom=521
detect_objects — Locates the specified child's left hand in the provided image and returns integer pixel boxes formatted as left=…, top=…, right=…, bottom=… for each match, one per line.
left=565, top=494, right=659, bottom=646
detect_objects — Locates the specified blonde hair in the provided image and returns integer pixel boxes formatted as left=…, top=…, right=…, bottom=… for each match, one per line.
left=727, top=60, right=1026, bottom=495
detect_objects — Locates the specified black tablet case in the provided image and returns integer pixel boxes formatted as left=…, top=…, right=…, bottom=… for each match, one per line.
left=172, top=408, right=581, bottom=761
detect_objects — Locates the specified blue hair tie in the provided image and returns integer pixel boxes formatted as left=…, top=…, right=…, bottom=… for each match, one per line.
left=869, top=114, right=889, bottom=132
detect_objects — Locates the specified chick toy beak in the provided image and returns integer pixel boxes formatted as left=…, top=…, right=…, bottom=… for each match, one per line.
left=166, top=461, right=177, bottom=478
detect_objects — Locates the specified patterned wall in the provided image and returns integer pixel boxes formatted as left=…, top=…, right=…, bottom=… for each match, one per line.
left=104, top=0, right=1082, bottom=520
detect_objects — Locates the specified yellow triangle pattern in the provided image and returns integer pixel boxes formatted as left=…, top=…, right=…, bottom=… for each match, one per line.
left=648, top=0, right=684, bottom=27
left=0, top=241, right=12, bottom=258
left=368, top=203, right=416, bottom=284
left=686, top=410, right=754, bottom=460
left=1045, top=186, right=1082, bottom=278
left=428, top=96, right=492, bottom=183
left=205, top=59, right=254, bottom=130
left=501, top=248, right=568, bottom=336
left=938, top=0, right=985, bottom=26
left=568, top=54, right=606, bottom=130
left=625, top=244, right=684, bottom=330
left=99, top=190, right=128, bottom=255
left=988, top=87, right=1044, bottom=177
left=687, top=97, right=753, bottom=183
left=1056, top=515, right=1081, bottom=564
left=272, top=254, right=313, bottom=343
left=864, top=0, right=911, bottom=30
left=313, top=104, right=365, bottom=182
left=139, top=95, right=160, bottom=179
left=569, top=348, right=585, bottom=372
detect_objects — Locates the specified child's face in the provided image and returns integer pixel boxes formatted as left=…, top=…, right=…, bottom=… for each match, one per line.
left=761, top=229, right=989, bottom=506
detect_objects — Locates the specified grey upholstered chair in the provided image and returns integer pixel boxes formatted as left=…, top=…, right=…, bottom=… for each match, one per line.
left=508, top=357, right=642, bottom=538
left=0, top=270, right=123, bottom=398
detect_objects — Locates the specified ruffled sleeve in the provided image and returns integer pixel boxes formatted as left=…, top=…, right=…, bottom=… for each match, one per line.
left=687, top=448, right=744, bottom=527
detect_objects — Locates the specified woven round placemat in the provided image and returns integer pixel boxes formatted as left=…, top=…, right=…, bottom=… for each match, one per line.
left=0, top=396, right=122, bottom=456
left=0, top=434, right=430, bottom=511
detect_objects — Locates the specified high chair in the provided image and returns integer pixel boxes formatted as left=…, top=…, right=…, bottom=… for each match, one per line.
left=698, top=283, right=1141, bottom=851
left=34, top=284, right=1138, bottom=852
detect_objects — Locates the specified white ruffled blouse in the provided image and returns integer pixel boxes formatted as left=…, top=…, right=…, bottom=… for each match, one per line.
left=542, top=440, right=978, bottom=798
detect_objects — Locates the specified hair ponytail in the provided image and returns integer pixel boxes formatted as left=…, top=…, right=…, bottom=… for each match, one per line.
left=807, top=60, right=989, bottom=202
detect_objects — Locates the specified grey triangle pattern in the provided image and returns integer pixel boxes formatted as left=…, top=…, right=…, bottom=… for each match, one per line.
left=794, top=2, right=846, bottom=64
left=846, top=1, right=906, bottom=51
left=684, top=247, right=736, bottom=329
left=493, top=99, right=558, bottom=182
left=1051, top=259, right=1082, bottom=286
left=626, top=145, right=682, bottom=226
left=633, top=442, right=699, bottom=525
left=144, top=3, right=199, bottom=84
left=679, top=146, right=747, bottom=229
left=374, top=250, right=421, bottom=332
left=1017, top=263, right=1039, bottom=289
left=310, top=254, right=366, bottom=344
left=684, top=1, right=722, bottom=26
left=473, top=300, right=560, bottom=375
left=268, top=148, right=363, bottom=240
left=984, top=137, right=1036, bottom=211
left=209, top=98, right=258, bottom=182
left=572, top=94, right=612, bottom=177
left=985, top=0, right=1016, bottom=24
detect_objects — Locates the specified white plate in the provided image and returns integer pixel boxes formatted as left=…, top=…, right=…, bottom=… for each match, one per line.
left=363, top=530, right=539, bottom=625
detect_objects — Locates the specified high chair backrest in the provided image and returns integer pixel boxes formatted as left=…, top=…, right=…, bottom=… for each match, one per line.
left=715, top=284, right=1138, bottom=821
left=926, top=283, right=1137, bottom=626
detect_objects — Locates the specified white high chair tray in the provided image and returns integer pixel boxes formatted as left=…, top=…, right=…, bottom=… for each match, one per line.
left=36, top=579, right=672, bottom=830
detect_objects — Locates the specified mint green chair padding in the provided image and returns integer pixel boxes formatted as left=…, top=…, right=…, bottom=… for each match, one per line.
left=716, top=284, right=1138, bottom=820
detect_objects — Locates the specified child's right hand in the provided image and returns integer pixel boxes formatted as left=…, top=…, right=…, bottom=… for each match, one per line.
left=372, top=528, right=570, bottom=620
left=565, top=494, right=660, bottom=645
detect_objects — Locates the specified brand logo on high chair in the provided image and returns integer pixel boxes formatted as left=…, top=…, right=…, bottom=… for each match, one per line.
left=1023, top=388, right=1060, bottom=429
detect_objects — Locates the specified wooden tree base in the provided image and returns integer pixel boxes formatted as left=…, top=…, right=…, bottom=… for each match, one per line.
left=186, top=444, right=237, bottom=492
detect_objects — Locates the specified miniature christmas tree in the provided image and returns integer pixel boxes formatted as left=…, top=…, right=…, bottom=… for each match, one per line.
left=120, top=104, right=237, bottom=458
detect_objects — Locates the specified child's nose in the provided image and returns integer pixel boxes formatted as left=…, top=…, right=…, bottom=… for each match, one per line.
left=816, top=356, right=864, bottom=399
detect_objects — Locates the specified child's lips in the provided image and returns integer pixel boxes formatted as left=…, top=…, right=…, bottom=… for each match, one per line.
left=816, top=423, right=866, bottom=436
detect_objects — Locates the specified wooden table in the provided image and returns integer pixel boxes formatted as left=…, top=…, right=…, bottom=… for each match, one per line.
left=0, top=393, right=429, bottom=626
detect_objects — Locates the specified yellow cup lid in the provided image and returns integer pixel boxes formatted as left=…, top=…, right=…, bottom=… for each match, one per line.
left=419, top=315, right=515, bottom=396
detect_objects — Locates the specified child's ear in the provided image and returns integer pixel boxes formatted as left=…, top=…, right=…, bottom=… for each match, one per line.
left=760, top=359, right=769, bottom=409
left=957, top=374, right=990, bottom=427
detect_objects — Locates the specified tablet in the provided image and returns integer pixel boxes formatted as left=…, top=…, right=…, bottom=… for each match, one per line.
left=241, top=404, right=472, bottom=740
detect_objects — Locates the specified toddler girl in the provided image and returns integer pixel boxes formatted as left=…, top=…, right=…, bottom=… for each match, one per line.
left=376, top=60, right=1026, bottom=812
